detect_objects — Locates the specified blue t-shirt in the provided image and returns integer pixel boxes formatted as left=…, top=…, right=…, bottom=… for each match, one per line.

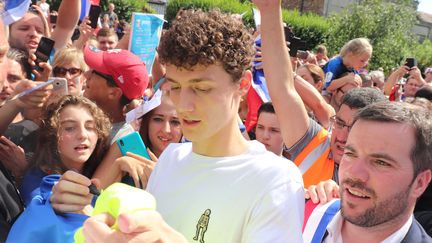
left=21, top=168, right=47, bottom=206
left=322, top=56, right=358, bottom=90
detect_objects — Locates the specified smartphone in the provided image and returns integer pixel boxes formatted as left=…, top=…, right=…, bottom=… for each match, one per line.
left=117, top=132, right=151, bottom=159
left=50, top=14, right=57, bottom=24
left=405, top=57, right=417, bottom=69
left=34, top=37, right=55, bottom=72
left=88, top=5, right=102, bottom=29
left=16, top=77, right=68, bottom=98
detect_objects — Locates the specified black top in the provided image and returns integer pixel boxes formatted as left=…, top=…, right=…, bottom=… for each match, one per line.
left=0, top=163, right=24, bottom=242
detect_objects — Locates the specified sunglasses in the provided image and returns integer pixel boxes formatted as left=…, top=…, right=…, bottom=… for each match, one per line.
left=53, top=67, right=82, bottom=77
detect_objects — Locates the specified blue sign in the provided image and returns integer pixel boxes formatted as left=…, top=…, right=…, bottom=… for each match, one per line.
left=129, top=13, right=164, bottom=74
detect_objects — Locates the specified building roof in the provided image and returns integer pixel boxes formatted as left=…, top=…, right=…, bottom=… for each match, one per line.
left=418, top=11, right=432, bottom=24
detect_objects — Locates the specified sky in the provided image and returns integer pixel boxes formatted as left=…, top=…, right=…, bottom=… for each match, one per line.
left=418, top=0, right=432, bottom=14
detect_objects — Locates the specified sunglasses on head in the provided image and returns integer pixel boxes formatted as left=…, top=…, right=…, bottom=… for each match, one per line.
left=53, top=67, right=82, bottom=77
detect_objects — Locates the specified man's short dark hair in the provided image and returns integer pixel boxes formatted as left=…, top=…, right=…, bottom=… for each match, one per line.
left=354, top=101, right=432, bottom=178
left=415, top=86, right=432, bottom=101
left=258, top=102, right=275, bottom=117
left=157, top=9, right=255, bottom=82
left=341, top=87, right=387, bottom=109
left=96, top=27, right=118, bottom=40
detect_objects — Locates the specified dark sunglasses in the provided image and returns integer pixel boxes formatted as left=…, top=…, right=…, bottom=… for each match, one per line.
left=53, top=67, right=82, bottom=77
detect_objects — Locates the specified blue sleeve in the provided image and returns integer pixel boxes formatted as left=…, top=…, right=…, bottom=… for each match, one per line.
left=20, top=169, right=47, bottom=206
left=323, top=56, right=343, bottom=88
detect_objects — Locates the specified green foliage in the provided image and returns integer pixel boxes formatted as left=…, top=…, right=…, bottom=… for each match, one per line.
left=326, top=0, right=418, bottom=73
left=165, top=0, right=329, bottom=50
left=100, top=0, right=155, bottom=22
left=48, top=0, right=154, bottom=22
left=412, top=39, right=432, bottom=71
left=165, top=0, right=252, bottom=24
left=281, top=9, right=330, bottom=51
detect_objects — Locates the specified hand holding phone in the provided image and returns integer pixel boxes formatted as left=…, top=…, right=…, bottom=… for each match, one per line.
left=33, top=37, right=55, bottom=72
left=405, top=57, right=417, bottom=70
left=88, top=5, right=102, bottom=29
left=117, top=132, right=151, bottom=159
left=16, top=77, right=68, bottom=98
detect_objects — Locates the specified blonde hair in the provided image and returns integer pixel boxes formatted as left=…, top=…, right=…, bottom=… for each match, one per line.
left=51, top=47, right=88, bottom=72
left=340, top=38, right=372, bottom=57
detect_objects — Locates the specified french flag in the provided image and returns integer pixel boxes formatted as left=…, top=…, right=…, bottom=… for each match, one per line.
left=80, top=0, right=100, bottom=21
left=1, top=0, right=32, bottom=25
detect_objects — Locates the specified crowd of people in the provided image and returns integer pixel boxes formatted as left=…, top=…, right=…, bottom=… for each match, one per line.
left=0, top=0, right=431, bottom=242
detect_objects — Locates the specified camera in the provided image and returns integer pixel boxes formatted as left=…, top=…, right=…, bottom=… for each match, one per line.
left=284, top=26, right=307, bottom=57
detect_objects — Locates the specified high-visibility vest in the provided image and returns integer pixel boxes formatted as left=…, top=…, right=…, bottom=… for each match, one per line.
left=294, top=128, right=335, bottom=188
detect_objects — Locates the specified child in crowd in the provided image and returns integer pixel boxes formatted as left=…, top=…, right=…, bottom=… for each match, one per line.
left=20, top=95, right=111, bottom=205
left=322, top=38, right=372, bottom=96
left=255, top=102, right=284, bottom=156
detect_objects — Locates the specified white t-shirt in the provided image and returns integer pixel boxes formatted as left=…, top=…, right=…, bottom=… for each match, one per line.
left=147, top=141, right=305, bottom=243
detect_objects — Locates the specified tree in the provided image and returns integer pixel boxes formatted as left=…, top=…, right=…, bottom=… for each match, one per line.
left=49, top=0, right=154, bottom=22
left=326, top=0, right=418, bottom=73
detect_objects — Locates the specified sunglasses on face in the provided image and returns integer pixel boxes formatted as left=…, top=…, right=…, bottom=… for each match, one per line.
left=53, top=67, right=83, bottom=77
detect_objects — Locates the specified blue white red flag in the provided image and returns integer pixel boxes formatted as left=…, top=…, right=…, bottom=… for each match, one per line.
left=80, top=0, right=100, bottom=21
left=79, top=0, right=91, bottom=21
left=1, top=0, right=32, bottom=25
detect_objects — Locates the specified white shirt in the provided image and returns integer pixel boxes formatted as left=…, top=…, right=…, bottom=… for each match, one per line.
left=324, top=212, right=413, bottom=243
left=147, top=141, right=305, bottom=243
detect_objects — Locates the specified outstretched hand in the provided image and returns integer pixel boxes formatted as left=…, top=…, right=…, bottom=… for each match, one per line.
left=83, top=210, right=187, bottom=243
left=0, top=136, right=27, bottom=178
left=13, top=80, right=52, bottom=108
left=50, top=170, right=96, bottom=214
left=115, top=149, right=158, bottom=189
left=305, top=179, right=340, bottom=204
left=252, top=0, right=282, bottom=11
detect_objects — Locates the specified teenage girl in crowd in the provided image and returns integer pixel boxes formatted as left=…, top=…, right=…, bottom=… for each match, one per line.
left=93, top=92, right=183, bottom=189
left=20, top=95, right=111, bottom=205
left=322, top=38, right=372, bottom=96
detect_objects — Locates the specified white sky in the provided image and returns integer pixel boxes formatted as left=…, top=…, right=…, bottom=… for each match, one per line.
left=418, top=0, right=432, bottom=14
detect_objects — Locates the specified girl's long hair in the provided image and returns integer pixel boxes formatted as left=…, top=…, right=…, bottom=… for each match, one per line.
left=31, top=95, right=111, bottom=177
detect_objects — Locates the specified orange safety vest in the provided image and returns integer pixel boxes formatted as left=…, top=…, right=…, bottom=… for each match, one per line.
left=293, top=128, right=334, bottom=188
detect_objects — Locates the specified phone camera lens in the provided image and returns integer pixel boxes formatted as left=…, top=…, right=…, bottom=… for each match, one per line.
left=120, top=140, right=124, bottom=146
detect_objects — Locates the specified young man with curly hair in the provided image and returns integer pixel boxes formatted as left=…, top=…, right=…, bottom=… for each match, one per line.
left=82, top=9, right=304, bottom=243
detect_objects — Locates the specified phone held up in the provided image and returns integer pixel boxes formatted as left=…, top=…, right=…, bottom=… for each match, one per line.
left=16, top=77, right=68, bottom=98
left=405, top=57, right=417, bottom=70
left=34, top=37, right=55, bottom=72
left=117, top=132, right=151, bottom=160
left=88, top=5, right=102, bottom=29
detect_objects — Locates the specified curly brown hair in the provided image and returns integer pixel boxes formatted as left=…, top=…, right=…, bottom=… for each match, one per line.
left=158, top=9, right=255, bottom=82
left=31, top=95, right=111, bottom=177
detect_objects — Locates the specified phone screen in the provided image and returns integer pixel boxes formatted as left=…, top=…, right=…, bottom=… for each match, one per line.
left=88, top=5, right=102, bottom=29
left=405, top=58, right=417, bottom=69
left=34, top=37, right=55, bottom=72
left=117, top=132, right=151, bottom=159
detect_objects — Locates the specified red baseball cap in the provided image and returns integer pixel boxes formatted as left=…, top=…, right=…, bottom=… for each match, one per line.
left=84, top=45, right=149, bottom=100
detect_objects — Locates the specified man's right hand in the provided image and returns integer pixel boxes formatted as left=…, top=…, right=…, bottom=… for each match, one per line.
left=83, top=210, right=188, bottom=243
left=305, top=179, right=340, bottom=204
left=13, top=80, right=52, bottom=108
left=50, top=170, right=95, bottom=213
